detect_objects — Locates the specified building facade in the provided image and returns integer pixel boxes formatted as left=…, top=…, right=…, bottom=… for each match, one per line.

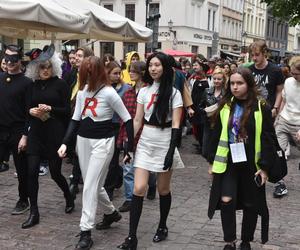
left=218, top=0, right=244, bottom=59
left=242, top=0, right=267, bottom=51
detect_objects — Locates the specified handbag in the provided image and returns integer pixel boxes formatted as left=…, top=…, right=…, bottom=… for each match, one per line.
left=267, top=139, right=288, bottom=183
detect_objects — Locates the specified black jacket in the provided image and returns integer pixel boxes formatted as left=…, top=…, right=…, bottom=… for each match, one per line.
left=207, top=99, right=276, bottom=244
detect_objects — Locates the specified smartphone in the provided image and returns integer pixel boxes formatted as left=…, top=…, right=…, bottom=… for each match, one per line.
left=254, top=175, right=262, bottom=187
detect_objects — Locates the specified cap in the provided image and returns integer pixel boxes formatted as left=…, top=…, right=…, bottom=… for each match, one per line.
left=25, top=48, right=42, bottom=61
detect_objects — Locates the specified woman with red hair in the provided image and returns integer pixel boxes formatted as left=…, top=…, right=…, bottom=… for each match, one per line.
left=58, top=56, right=134, bottom=250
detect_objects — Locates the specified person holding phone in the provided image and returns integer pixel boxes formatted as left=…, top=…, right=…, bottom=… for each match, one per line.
left=207, top=67, right=278, bottom=250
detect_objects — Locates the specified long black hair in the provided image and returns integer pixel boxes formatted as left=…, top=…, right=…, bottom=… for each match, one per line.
left=143, top=52, right=174, bottom=128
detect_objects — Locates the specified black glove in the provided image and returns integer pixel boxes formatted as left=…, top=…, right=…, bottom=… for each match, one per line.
left=124, top=119, right=134, bottom=164
left=163, top=128, right=181, bottom=171
left=62, top=119, right=80, bottom=147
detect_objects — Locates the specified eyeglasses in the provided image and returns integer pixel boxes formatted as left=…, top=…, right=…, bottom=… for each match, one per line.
left=39, top=64, right=52, bottom=70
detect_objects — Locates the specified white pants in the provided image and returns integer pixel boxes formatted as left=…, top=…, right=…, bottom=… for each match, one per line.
left=76, top=135, right=115, bottom=231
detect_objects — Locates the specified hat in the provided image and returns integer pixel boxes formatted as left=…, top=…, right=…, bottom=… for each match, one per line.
left=25, top=48, right=42, bottom=61
left=33, top=44, right=55, bottom=62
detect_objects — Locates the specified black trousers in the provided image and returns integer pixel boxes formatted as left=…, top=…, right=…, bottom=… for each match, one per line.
left=0, top=129, right=28, bottom=202
left=27, top=154, right=71, bottom=210
left=220, top=163, right=258, bottom=242
left=104, top=123, right=122, bottom=191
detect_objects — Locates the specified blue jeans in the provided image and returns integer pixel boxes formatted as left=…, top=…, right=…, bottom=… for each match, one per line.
left=123, top=163, right=157, bottom=201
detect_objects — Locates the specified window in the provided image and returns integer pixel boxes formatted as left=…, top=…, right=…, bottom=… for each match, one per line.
left=125, top=4, right=135, bottom=21
left=208, top=9, right=211, bottom=30
left=123, top=42, right=138, bottom=58
left=212, top=10, right=216, bottom=31
left=149, top=3, right=159, bottom=15
left=100, top=42, right=114, bottom=58
left=104, top=4, right=113, bottom=11
left=191, top=45, right=198, bottom=54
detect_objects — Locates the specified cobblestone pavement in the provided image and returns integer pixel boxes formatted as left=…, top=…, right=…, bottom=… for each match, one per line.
left=0, top=135, right=300, bottom=250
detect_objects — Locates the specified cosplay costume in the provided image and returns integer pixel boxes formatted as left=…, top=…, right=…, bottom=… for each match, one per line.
left=0, top=71, right=31, bottom=207
left=63, top=84, right=133, bottom=231
left=134, top=82, right=184, bottom=172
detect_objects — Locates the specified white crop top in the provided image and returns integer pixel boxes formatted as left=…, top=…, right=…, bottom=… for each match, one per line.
left=72, top=85, right=131, bottom=122
left=137, top=82, right=183, bottom=123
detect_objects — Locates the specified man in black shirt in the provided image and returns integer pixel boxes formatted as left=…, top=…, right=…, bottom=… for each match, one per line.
left=0, top=45, right=31, bottom=215
left=248, top=41, right=284, bottom=118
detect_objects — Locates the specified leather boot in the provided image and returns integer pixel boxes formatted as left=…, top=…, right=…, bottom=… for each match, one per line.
left=22, top=209, right=40, bottom=229
left=76, top=230, right=93, bottom=250
left=65, top=193, right=75, bottom=214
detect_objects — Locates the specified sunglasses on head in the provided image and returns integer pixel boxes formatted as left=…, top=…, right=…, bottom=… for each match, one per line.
left=4, top=54, right=21, bottom=63
left=39, top=64, right=52, bottom=70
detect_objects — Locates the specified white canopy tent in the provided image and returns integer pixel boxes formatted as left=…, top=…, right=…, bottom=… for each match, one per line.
left=0, top=0, right=152, bottom=42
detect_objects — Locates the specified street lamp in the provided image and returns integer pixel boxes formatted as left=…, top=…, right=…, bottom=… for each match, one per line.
left=168, top=19, right=177, bottom=49
left=241, top=31, right=247, bottom=53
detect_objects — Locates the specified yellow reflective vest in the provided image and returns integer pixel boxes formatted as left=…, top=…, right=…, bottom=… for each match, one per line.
left=212, top=101, right=262, bottom=173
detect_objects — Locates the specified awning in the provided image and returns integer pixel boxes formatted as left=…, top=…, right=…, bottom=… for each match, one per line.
left=220, top=50, right=240, bottom=59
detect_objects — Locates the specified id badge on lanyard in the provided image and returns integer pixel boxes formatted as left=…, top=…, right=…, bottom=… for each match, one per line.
left=230, top=142, right=247, bottom=163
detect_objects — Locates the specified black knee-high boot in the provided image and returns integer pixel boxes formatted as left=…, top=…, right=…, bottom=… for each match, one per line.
left=158, top=192, right=171, bottom=228
left=153, top=192, right=172, bottom=242
left=117, top=195, right=143, bottom=249
left=129, top=194, right=144, bottom=237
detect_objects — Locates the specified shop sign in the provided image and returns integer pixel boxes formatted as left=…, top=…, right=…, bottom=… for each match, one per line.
left=159, top=32, right=171, bottom=37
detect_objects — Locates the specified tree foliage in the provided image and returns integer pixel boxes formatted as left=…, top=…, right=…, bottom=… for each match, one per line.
left=262, top=0, right=300, bottom=26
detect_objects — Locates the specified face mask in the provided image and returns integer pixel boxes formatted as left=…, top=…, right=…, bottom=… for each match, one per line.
left=4, top=54, right=20, bottom=64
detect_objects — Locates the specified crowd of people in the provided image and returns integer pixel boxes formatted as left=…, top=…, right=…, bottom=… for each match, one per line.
left=0, top=39, right=299, bottom=250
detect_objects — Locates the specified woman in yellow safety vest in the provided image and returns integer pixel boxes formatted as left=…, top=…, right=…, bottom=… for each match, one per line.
left=207, top=67, right=276, bottom=250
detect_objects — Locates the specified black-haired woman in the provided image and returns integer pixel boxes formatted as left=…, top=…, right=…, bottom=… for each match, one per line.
left=118, top=52, right=183, bottom=250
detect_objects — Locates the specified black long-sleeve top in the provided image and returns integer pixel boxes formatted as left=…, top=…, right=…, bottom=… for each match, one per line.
left=28, top=76, right=71, bottom=132
left=0, top=72, right=32, bottom=134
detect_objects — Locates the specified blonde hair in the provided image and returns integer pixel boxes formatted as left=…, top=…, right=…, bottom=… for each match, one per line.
left=289, top=56, right=300, bottom=71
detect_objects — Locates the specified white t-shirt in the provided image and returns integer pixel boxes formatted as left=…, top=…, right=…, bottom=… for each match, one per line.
left=73, top=85, right=131, bottom=122
left=137, top=82, right=183, bottom=123
left=280, top=77, right=300, bottom=125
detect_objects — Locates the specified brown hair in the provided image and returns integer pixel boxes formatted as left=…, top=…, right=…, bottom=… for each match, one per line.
left=79, top=56, right=108, bottom=92
left=105, top=61, right=124, bottom=84
left=130, top=61, right=146, bottom=76
left=212, top=67, right=258, bottom=138
left=76, top=46, right=94, bottom=58
left=249, top=40, right=268, bottom=56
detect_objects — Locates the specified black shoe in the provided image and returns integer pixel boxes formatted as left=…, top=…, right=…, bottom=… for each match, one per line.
left=153, top=227, right=168, bottom=242
left=119, top=200, right=132, bottom=213
left=117, top=236, right=137, bottom=250
left=75, top=231, right=93, bottom=250
left=65, top=195, right=75, bottom=214
left=22, top=211, right=40, bottom=229
left=239, top=241, right=251, bottom=250
left=273, top=181, right=288, bottom=198
left=223, top=242, right=236, bottom=250
left=0, top=162, right=9, bottom=172
left=147, top=186, right=156, bottom=200
left=11, top=200, right=29, bottom=215
left=69, top=183, right=79, bottom=199
left=96, top=210, right=122, bottom=230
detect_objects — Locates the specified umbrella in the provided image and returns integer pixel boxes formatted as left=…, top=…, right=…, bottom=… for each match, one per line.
left=163, top=49, right=195, bottom=57
left=0, top=0, right=152, bottom=42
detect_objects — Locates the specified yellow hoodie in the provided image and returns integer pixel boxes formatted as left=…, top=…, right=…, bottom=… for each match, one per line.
left=121, top=51, right=140, bottom=86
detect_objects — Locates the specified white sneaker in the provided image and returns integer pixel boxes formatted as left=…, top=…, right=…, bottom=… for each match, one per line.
left=39, top=166, right=48, bottom=176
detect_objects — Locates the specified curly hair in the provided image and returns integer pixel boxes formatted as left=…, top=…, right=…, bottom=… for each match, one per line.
left=25, top=52, right=62, bottom=81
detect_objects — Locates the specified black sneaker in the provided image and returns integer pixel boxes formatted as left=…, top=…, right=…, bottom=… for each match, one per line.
left=95, top=210, right=122, bottom=230
left=11, top=200, right=29, bottom=215
left=119, top=200, right=132, bottom=213
left=223, top=242, right=236, bottom=250
left=117, top=236, right=137, bottom=250
left=0, top=162, right=9, bottom=172
left=273, top=181, right=288, bottom=198
left=75, top=231, right=93, bottom=250
left=239, top=241, right=251, bottom=250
